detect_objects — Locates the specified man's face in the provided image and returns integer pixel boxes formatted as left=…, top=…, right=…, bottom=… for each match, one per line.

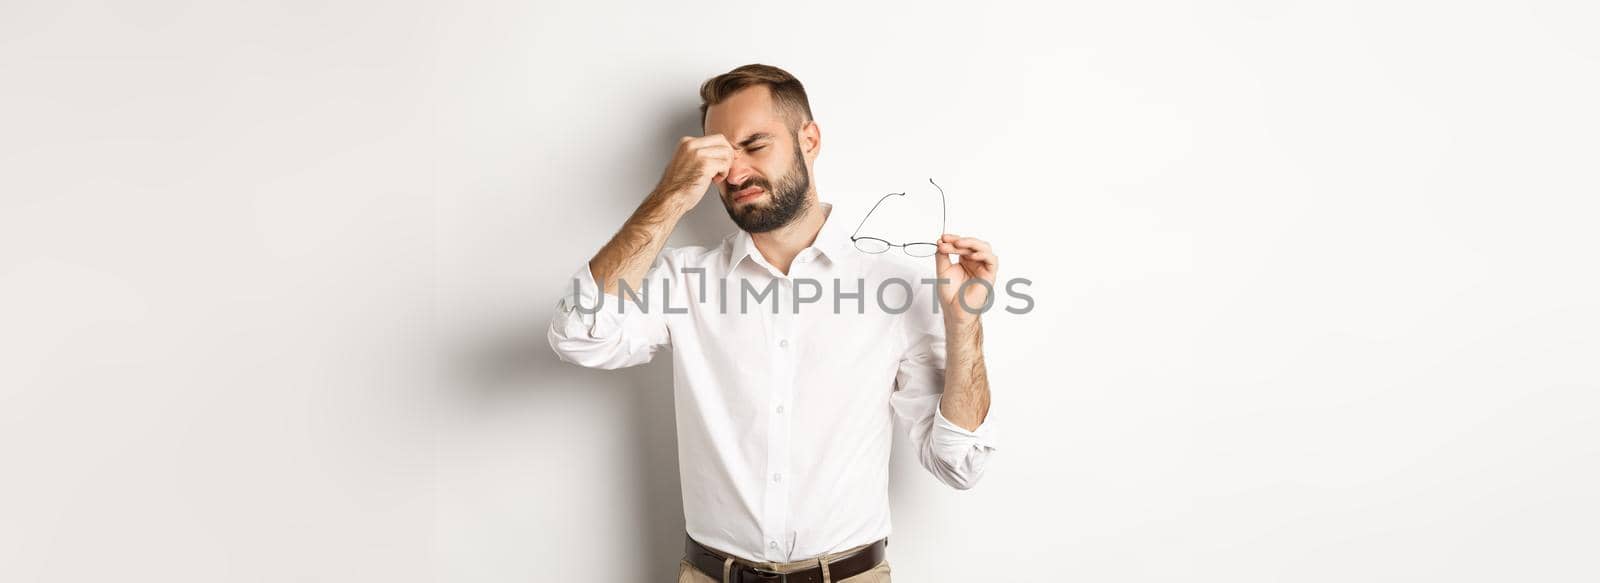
left=703, top=86, right=813, bottom=233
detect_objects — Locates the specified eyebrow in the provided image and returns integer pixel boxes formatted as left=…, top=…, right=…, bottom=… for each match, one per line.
left=736, top=133, right=771, bottom=149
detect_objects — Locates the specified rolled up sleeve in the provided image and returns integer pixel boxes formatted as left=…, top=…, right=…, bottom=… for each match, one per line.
left=547, top=258, right=672, bottom=370
left=888, top=305, right=998, bottom=491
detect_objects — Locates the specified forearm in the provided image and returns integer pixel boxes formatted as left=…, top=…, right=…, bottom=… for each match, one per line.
left=588, top=189, right=692, bottom=295
left=939, top=316, right=990, bottom=431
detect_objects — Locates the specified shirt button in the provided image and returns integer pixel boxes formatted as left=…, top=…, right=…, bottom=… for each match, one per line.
left=775, top=405, right=785, bottom=414
left=769, top=541, right=779, bottom=551
left=772, top=473, right=782, bottom=483
left=778, top=339, right=789, bottom=348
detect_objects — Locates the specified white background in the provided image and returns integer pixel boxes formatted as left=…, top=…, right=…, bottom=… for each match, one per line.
left=3, top=1, right=1597, bottom=581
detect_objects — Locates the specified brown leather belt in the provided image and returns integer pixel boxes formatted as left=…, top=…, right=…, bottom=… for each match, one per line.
left=685, top=535, right=886, bottom=583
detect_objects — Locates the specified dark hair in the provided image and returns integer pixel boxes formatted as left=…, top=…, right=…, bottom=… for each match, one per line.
left=699, top=64, right=814, bottom=130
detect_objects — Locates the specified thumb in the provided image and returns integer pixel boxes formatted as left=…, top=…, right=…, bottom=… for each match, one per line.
left=935, top=250, right=963, bottom=285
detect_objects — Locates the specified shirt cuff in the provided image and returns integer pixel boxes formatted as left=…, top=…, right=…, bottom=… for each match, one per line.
left=934, top=402, right=999, bottom=450
left=554, top=262, right=623, bottom=339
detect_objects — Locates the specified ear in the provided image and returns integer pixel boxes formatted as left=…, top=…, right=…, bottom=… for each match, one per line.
left=799, top=119, right=822, bottom=160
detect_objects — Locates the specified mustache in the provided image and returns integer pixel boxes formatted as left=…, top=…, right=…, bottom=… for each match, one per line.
left=727, top=177, right=771, bottom=194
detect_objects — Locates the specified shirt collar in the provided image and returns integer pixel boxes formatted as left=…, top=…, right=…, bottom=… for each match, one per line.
left=725, top=202, right=855, bottom=272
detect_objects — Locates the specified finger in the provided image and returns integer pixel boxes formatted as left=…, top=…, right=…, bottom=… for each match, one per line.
left=701, top=157, right=732, bottom=175
left=952, top=237, right=992, bottom=254
left=696, top=144, right=735, bottom=159
left=704, top=159, right=732, bottom=179
left=938, top=242, right=973, bottom=255
left=691, top=134, right=732, bottom=151
left=940, top=241, right=987, bottom=255
left=961, top=251, right=999, bottom=272
left=679, top=135, right=722, bottom=154
left=689, top=134, right=732, bottom=148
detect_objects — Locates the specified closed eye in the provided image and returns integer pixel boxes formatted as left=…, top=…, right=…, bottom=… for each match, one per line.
left=746, top=145, right=766, bottom=153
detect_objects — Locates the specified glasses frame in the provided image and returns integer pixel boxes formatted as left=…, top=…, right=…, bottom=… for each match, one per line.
left=850, top=178, right=947, bottom=257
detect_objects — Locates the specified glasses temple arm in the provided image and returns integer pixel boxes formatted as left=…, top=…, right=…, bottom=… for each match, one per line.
left=928, top=178, right=947, bottom=240
left=851, top=192, right=905, bottom=238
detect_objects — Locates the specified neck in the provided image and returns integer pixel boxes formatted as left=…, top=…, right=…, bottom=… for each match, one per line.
left=751, top=195, right=828, bottom=275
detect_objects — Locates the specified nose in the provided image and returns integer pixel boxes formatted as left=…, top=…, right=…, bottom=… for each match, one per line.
left=724, top=152, right=755, bottom=189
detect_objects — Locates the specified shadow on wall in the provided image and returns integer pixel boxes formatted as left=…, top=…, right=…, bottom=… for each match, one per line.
left=451, top=106, right=732, bottom=578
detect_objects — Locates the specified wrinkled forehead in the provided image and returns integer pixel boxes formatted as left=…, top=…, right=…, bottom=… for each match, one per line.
left=703, top=86, right=792, bottom=142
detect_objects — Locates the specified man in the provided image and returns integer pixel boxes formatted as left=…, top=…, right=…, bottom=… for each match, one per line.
left=548, top=64, right=999, bottom=583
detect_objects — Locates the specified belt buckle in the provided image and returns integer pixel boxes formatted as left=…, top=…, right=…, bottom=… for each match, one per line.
left=747, top=565, right=787, bottom=582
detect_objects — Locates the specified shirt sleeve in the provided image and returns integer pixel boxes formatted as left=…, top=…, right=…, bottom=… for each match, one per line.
left=888, top=295, right=999, bottom=491
left=546, top=256, right=674, bottom=370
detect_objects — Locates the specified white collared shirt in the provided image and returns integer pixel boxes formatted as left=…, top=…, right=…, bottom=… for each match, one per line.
left=547, top=202, right=997, bottom=563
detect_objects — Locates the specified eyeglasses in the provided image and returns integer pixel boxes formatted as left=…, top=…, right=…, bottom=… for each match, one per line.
left=850, top=178, right=947, bottom=257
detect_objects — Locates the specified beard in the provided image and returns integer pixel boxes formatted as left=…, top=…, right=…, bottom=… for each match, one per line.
left=721, top=143, right=811, bottom=234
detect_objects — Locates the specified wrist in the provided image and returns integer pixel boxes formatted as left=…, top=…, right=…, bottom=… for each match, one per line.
left=943, top=311, right=982, bottom=334
left=645, top=187, right=697, bottom=218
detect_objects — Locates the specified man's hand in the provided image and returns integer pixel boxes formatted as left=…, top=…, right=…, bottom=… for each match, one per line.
left=935, top=233, right=999, bottom=324
left=587, top=135, right=733, bottom=295
left=934, top=233, right=995, bottom=432
left=651, top=134, right=735, bottom=208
